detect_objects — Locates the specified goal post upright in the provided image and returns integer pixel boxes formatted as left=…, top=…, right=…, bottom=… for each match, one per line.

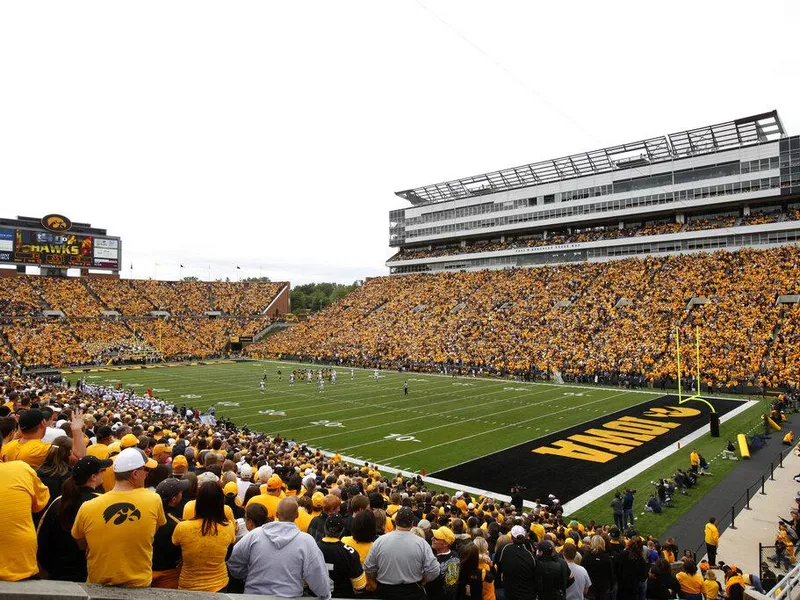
left=693, top=325, right=701, bottom=400
left=676, top=326, right=682, bottom=403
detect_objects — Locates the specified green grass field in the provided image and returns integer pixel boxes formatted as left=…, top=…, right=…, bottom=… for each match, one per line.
left=71, top=359, right=766, bottom=537
left=76, top=359, right=659, bottom=473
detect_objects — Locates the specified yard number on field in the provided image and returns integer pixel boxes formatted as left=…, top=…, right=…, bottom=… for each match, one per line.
left=311, top=420, right=345, bottom=428
left=258, top=409, right=286, bottom=416
left=384, top=433, right=421, bottom=443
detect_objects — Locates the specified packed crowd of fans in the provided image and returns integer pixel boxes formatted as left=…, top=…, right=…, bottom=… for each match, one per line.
left=0, top=278, right=285, bottom=368
left=256, top=246, right=800, bottom=390
left=0, top=368, right=772, bottom=597
left=3, top=320, right=91, bottom=368
left=0, top=277, right=285, bottom=318
left=387, top=207, right=800, bottom=263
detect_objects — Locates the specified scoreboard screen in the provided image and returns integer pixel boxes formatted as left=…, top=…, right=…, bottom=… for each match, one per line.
left=0, top=227, right=120, bottom=270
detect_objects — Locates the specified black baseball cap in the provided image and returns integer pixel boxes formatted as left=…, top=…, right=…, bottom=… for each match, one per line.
left=325, top=514, right=345, bottom=536
left=72, top=456, right=113, bottom=479
left=156, top=477, right=191, bottom=500
left=18, top=409, right=46, bottom=432
left=538, top=540, right=554, bottom=554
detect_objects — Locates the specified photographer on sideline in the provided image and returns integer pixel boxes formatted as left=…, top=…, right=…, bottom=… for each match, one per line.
left=623, top=489, right=636, bottom=528
left=611, top=493, right=624, bottom=530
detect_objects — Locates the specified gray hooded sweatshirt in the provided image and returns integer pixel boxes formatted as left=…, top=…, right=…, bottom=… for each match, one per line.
left=227, top=520, right=331, bottom=599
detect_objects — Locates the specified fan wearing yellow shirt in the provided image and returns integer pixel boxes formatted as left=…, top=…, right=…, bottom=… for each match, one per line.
left=0, top=436, right=50, bottom=581
left=341, top=509, right=377, bottom=565
left=172, top=481, right=236, bottom=592
left=71, top=448, right=166, bottom=588
left=86, top=426, right=114, bottom=461
left=676, top=559, right=705, bottom=600
left=295, top=496, right=314, bottom=532
left=101, top=434, right=137, bottom=493
left=182, top=472, right=237, bottom=524
left=3, top=408, right=86, bottom=469
left=386, top=492, right=402, bottom=517
left=247, top=474, right=285, bottom=518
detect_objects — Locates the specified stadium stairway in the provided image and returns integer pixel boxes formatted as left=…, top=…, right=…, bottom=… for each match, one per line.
left=661, top=418, right=799, bottom=569
left=253, top=321, right=290, bottom=342
left=0, top=330, right=20, bottom=364
left=702, top=445, right=800, bottom=579
left=81, top=279, right=111, bottom=311
left=759, top=321, right=784, bottom=373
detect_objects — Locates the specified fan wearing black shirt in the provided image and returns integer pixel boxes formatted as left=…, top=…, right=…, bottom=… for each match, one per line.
left=152, top=477, right=190, bottom=588
left=318, top=514, right=367, bottom=597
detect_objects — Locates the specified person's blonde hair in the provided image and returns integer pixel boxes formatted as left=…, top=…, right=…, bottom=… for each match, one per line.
left=590, top=534, right=606, bottom=553
left=410, top=526, right=425, bottom=539
left=705, top=571, right=716, bottom=581
left=473, top=536, right=491, bottom=562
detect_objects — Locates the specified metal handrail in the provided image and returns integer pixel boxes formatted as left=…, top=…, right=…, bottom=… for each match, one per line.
left=690, top=446, right=788, bottom=559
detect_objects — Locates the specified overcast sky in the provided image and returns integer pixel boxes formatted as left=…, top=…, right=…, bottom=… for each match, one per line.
left=1, top=1, right=797, bottom=284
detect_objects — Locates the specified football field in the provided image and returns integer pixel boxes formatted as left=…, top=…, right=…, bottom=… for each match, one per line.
left=69, top=359, right=753, bottom=510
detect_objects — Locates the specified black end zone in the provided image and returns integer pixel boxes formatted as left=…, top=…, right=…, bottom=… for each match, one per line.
left=432, top=395, right=743, bottom=505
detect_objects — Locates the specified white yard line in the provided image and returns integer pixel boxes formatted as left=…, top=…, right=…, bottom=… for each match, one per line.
left=303, top=386, right=558, bottom=442
left=370, top=391, right=636, bottom=460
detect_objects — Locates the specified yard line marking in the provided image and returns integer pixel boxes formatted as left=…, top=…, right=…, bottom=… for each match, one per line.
left=337, top=391, right=635, bottom=454
left=376, top=391, right=637, bottom=463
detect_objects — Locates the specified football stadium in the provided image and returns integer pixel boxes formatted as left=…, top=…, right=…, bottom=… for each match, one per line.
left=2, top=106, right=800, bottom=598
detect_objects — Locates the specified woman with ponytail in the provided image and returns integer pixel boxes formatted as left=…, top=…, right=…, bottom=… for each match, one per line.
left=36, top=456, right=111, bottom=581
left=37, top=437, right=74, bottom=506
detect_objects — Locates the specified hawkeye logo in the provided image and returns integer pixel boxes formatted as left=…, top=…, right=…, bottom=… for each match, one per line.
left=40, top=214, right=72, bottom=233
left=103, top=502, right=142, bottom=525
left=532, top=405, right=701, bottom=464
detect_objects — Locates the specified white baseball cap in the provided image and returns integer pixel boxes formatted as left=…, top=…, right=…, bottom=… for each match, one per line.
left=114, top=448, right=157, bottom=473
left=511, top=525, right=527, bottom=538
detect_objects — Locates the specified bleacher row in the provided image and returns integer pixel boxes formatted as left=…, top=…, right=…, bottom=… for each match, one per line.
left=388, top=207, right=800, bottom=263
left=0, top=278, right=284, bottom=317
left=251, top=246, right=800, bottom=390
left=0, top=279, right=285, bottom=369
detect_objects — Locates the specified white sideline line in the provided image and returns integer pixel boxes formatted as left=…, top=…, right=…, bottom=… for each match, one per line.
left=325, top=400, right=759, bottom=511
left=559, top=400, right=759, bottom=514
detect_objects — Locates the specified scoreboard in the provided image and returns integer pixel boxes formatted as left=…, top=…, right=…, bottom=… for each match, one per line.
left=0, top=215, right=121, bottom=271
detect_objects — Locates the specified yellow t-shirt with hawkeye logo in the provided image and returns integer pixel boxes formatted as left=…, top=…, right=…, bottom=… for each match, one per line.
left=71, top=488, right=166, bottom=588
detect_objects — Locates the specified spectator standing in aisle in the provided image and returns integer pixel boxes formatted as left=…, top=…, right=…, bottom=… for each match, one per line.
left=705, top=517, right=719, bottom=566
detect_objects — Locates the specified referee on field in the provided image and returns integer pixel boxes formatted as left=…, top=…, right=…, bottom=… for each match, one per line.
left=364, top=507, right=439, bottom=600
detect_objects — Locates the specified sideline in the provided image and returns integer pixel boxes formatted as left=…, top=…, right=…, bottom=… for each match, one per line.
left=330, top=400, right=758, bottom=511
left=560, top=400, right=758, bottom=513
